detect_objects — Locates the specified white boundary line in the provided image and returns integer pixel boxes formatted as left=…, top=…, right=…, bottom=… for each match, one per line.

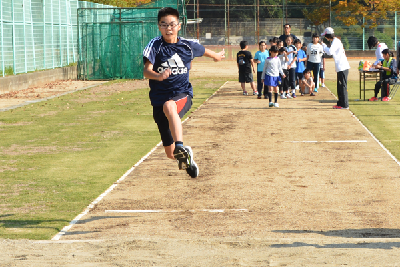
left=105, top=209, right=249, bottom=213
left=51, top=81, right=229, bottom=241
left=324, top=86, right=400, bottom=167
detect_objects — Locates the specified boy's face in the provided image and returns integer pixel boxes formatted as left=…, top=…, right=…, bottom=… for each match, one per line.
left=313, top=36, right=319, bottom=43
left=259, top=43, right=266, bottom=51
left=278, top=41, right=283, bottom=48
left=158, top=15, right=181, bottom=42
left=295, top=42, right=301, bottom=49
left=304, top=72, right=311, bottom=79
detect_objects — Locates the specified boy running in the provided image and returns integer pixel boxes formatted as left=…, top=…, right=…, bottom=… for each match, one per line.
left=143, top=7, right=225, bottom=178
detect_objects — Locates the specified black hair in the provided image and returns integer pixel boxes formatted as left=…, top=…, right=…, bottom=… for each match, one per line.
left=278, top=47, right=286, bottom=53
left=294, top=39, right=302, bottom=45
left=158, top=7, right=179, bottom=23
left=272, top=37, right=280, bottom=43
left=284, top=24, right=291, bottom=28
left=303, top=69, right=311, bottom=75
left=302, top=42, right=307, bottom=47
left=324, top=33, right=334, bottom=39
left=240, top=40, right=248, bottom=49
left=285, top=35, right=293, bottom=41
left=312, top=33, right=319, bottom=38
left=367, top=36, right=378, bottom=49
left=382, top=49, right=394, bottom=57
left=270, top=45, right=279, bottom=53
left=259, top=40, right=266, bottom=45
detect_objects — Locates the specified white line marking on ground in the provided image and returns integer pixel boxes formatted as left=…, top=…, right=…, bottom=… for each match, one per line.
left=289, top=140, right=367, bottom=143
left=105, top=209, right=249, bottom=213
left=51, top=81, right=230, bottom=241
left=324, top=86, right=400, bottom=167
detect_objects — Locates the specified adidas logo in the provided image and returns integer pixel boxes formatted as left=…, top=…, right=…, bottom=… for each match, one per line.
left=157, top=53, right=188, bottom=75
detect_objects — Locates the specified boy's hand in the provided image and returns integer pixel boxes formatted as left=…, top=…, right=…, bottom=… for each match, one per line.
left=214, top=49, right=225, bottom=62
left=159, top=68, right=171, bottom=81
left=282, top=74, right=286, bottom=78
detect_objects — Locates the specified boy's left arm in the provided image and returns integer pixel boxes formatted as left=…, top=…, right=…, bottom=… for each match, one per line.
left=250, top=59, right=256, bottom=73
left=203, top=48, right=225, bottom=62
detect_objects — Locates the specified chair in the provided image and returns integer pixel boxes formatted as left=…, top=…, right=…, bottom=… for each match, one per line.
left=389, top=81, right=400, bottom=100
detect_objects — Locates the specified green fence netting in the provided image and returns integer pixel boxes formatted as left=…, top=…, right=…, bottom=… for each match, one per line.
left=77, top=0, right=186, bottom=80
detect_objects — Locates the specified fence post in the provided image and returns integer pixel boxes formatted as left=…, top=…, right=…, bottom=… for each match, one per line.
left=23, top=0, right=27, bottom=73
left=395, top=11, right=397, bottom=50
left=43, top=0, right=46, bottom=70
left=29, top=0, right=36, bottom=71
left=0, top=0, right=4, bottom=76
left=51, top=0, right=54, bottom=69
left=59, top=0, right=62, bottom=67
left=12, top=0, right=16, bottom=74
left=362, top=16, right=365, bottom=51
left=66, top=0, right=70, bottom=66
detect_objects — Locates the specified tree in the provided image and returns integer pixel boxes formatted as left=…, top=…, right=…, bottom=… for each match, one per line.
left=289, top=0, right=400, bottom=28
left=88, top=0, right=151, bottom=7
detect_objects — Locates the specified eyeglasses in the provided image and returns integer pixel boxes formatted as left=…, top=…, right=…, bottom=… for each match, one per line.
left=158, top=23, right=179, bottom=29
left=284, top=26, right=290, bottom=29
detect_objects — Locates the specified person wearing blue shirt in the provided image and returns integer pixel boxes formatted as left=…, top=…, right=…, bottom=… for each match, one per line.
left=254, top=41, right=270, bottom=99
left=294, top=39, right=307, bottom=95
left=143, top=7, right=225, bottom=178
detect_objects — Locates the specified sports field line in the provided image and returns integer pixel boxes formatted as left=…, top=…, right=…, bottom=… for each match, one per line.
left=51, top=81, right=230, bottom=241
left=324, top=86, right=400, bottom=167
left=105, top=209, right=249, bottom=213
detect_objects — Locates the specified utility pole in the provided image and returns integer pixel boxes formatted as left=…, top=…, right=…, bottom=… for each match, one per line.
left=196, top=0, right=200, bottom=40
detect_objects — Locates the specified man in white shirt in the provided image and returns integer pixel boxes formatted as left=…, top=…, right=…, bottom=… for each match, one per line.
left=321, top=27, right=350, bottom=109
left=367, top=36, right=388, bottom=66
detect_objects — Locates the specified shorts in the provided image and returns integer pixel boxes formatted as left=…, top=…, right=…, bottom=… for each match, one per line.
left=153, top=93, right=192, bottom=147
left=319, top=69, right=325, bottom=79
left=239, top=72, right=253, bottom=83
left=264, top=75, right=281, bottom=87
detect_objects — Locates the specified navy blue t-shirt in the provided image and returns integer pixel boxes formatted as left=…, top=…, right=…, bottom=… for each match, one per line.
left=143, top=36, right=206, bottom=106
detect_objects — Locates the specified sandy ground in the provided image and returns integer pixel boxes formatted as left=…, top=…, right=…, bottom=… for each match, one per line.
left=2, top=59, right=400, bottom=266
left=0, top=80, right=105, bottom=111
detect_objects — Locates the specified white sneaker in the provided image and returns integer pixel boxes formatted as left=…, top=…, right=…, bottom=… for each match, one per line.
left=296, top=85, right=299, bottom=90
left=321, top=83, right=326, bottom=87
left=269, top=102, right=274, bottom=107
left=286, top=93, right=292, bottom=99
left=280, top=95, right=287, bottom=99
left=274, top=103, right=279, bottom=108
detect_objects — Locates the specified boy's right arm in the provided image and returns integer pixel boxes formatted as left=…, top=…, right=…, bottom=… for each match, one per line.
left=143, top=59, right=171, bottom=81
left=204, top=48, right=225, bottom=62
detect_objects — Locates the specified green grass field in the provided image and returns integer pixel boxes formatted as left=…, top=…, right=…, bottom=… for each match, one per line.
left=326, top=79, right=400, bottom=161
left=1, top=74, right=399, bottom=240
left=0, top=77, right=228, bottom=240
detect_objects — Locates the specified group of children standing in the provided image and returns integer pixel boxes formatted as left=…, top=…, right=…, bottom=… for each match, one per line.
left=237, top=29, right=327, bottom=107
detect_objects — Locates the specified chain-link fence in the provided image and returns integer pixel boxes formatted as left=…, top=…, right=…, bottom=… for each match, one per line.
left=2, top=0, right=399, bottom=78
left=185, top=1, right=400, bottom=54
left=0, top=0, right=113, bottom=77
left=77, top=0, right=186, bottom=80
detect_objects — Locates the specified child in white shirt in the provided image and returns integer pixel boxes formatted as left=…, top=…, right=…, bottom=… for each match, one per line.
left=262, top=45, right=286, bottom=107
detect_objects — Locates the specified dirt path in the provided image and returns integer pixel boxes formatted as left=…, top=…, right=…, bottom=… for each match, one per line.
left=2, top=60, right=400, bottom=266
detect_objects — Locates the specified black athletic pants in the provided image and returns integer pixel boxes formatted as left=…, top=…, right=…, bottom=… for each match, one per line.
left=257, top=71, right=267, bottom=97
left=337, top=69, right=349, bottom=108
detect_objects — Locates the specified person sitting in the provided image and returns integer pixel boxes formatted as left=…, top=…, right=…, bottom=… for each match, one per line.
left=369, top=49, right=398, bottom=102
left=367, top=36, right=388, bottom=67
